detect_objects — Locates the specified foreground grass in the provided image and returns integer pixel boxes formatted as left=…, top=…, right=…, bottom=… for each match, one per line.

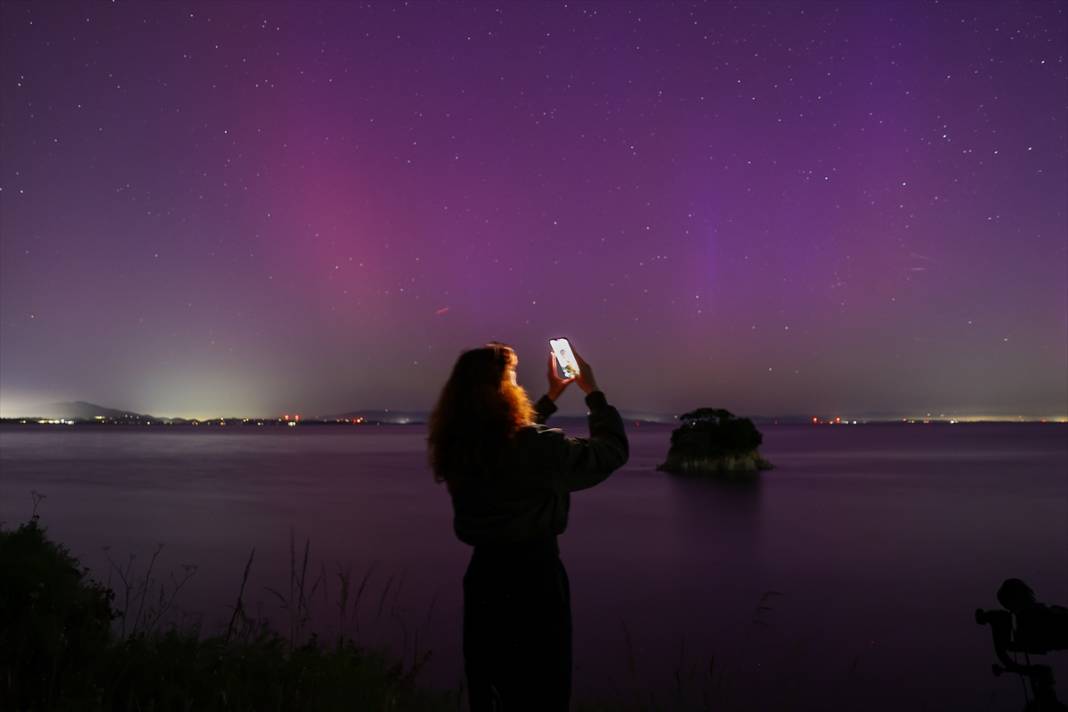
left=0, top=515, right=456, bottom=711
left=1, top=509, right=765, bottom=711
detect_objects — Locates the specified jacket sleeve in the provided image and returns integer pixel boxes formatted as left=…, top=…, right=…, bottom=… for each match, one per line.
left=533, top=393, right=558, bottom=425
left=536, top=390, right=629, bottom=492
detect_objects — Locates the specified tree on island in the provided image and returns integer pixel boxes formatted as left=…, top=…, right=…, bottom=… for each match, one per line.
left=657, top=408, right=773, bottom=477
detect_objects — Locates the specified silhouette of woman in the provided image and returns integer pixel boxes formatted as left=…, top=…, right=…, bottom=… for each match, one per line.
left=428, top=341, right=629, bottom=711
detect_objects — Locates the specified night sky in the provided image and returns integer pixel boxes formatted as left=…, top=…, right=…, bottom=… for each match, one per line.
left=1, top=1, right=1065, bottom=420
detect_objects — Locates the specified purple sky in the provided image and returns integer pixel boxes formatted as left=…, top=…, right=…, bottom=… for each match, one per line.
left=2, top=1, right=1065, bottom=420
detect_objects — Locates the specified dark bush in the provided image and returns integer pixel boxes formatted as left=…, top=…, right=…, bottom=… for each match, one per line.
left=0, top=517, right=116, bottom=708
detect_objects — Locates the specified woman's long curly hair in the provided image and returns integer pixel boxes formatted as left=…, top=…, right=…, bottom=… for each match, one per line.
left=428, top=342, right=536, bottom=491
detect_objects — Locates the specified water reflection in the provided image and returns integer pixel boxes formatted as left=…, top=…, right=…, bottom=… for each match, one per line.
left=1, top=424, right=1066, bottom=711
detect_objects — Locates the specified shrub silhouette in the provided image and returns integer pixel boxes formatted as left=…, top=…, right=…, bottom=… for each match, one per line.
left=0, top=516, right=115, bottom=707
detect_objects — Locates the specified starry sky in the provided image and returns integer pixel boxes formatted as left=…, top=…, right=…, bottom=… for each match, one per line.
left=1, top=0, right=1065, bottom=420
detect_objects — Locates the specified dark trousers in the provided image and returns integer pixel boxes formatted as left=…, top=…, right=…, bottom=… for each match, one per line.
left=463, top=539, right=572, bottom=711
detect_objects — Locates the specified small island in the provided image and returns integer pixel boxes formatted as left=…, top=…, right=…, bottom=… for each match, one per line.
left=657, top=408, right=773, bottom=477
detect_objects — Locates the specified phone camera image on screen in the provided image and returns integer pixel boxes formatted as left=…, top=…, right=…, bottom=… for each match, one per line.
left=550, top=338, right=580, bottom=380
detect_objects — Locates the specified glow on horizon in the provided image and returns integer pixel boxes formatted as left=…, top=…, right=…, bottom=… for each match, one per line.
left=1, top=389, right=1065, bottom=424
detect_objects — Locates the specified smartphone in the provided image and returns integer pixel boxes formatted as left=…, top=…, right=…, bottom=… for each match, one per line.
left=549, top=337, right=581, bottom=380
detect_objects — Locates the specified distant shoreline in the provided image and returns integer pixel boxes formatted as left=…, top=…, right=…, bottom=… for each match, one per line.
left=2, top=418, right=1065, bottom=429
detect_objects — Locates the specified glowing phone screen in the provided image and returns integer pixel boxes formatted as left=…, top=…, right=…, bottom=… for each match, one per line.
left=549, top=338, right=580, bottom=380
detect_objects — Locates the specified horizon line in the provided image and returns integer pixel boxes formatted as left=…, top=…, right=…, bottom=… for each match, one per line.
left=2, top=399, right=1066, bottom=424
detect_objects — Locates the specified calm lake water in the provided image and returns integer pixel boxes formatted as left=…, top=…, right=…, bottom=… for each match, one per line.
left=2, top=422, right=1066, bottom=711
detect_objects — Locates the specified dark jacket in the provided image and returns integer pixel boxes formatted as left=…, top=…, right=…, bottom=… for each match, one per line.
left=449, top=390, right=630, bottom=547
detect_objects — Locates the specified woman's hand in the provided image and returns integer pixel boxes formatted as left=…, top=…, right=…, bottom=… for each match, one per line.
left=547, top=352, right=576, bottom=401
left=571, top=348, right=599, bottom=395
